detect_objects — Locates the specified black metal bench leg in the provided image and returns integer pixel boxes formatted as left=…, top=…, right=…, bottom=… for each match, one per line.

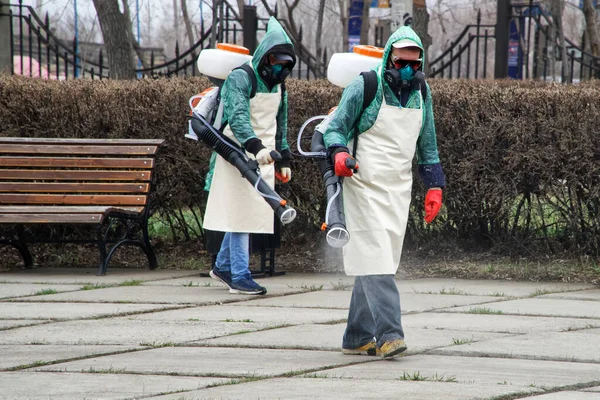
left=96, top=226, right=108, bottom=276
left=11, top=241, right=34, bottom=269
left=141, top=220, right=157, bottom=270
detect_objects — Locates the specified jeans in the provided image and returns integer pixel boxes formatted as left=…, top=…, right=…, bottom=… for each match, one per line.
left=215, top=232, right=250, bottom=283
left=342, top=275, right=404, bottom=349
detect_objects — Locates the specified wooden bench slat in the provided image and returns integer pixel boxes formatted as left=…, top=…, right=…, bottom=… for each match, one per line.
left=0, top=194, right=147, bottom=205
left=0, top=138, right=165, bottom=146
left=0, top=157, right=155, bottom=169
left=0, top=213, right=105, bottom=224
left=0, top=206, right=144, bottom=214
left=0, top=170, right=152, bottom=181
left=0, top=183, right=150, bottom=193
left=0, top=144, right=160, bottom=156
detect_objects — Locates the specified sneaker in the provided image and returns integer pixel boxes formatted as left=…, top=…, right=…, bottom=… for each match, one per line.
left=342, top=341, right=377, bottom=356
left=229, top=276, right=267, bottom=295
left=376, top=339, right=407, bottom=359
left=209, top=269, right=232, bottom=290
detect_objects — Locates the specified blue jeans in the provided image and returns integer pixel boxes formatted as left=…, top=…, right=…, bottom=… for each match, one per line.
left=342, top=275, right=404, bottom=349
left=215, top=232, right=251, bottom=283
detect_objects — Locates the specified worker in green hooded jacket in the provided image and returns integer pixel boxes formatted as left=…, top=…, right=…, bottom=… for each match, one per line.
left=203, top=17, right=296, bottom=296
left=323, top=26, right=446, bottom=358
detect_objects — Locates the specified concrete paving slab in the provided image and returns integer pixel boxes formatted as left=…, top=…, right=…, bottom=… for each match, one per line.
left=0, top=318, right=271, bottom=345
left=144, top=272, right=356, bottom=290
left=431, top=329, right=600, bottom=363
left=398, top=278, right=594, bottom=297
left=0, top=302, right=180, bottom=320
left=0, top=344, right=141, bottom=370
left=33, top=346, right=367, bottom=377
left=197, top=323, right=509, bottom=353
left=316, top=354, right=600, bottom=388
left=0, top=320, right=48, bottom=330
left=0, top=267, right=199, bottom=284
left=541, top=289, right=600, bottom=301
left=524, top=393, right=600, bottom=399
left=446, top=298, right=600, bottom=319
left=243, top=290, right=500, bottom=311
left=0, top=283, right=82, bottom=299
left=403, top=312, right=600, bottom=333
left=126, top=304, right=348, bottom=325
left=145, top=377, right=539, bottom=400
left=14, top=285, right=303, bottom=304
left=0, top=371, right=224, bottom=400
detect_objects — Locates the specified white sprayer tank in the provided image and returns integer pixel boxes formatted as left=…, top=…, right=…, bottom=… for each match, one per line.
left=197, top=43, right=253, bottom=80
left=327, top=45, right=384, bottom=88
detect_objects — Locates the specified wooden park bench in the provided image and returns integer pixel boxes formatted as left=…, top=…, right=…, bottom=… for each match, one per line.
left=0, top=137, right=165, bottom=275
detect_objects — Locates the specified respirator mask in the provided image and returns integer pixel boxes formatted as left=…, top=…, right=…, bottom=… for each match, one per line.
left=259, top=52, right=294, bottom=86
left=383, top=58, right=425, bottom=93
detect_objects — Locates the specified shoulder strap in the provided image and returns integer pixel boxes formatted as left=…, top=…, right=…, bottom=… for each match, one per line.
left=360, top=70, right=378, bottom=113
left=352, top=70, right=378, bottom=158
left=236, top=63, right=258, bottom=99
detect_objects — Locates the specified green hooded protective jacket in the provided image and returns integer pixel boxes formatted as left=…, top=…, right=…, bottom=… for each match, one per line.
left=204, top=17, right=295, bottom=191
left=323, top=26, right=445, bottom=189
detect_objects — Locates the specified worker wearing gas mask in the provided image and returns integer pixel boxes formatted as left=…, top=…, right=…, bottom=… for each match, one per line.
left=323, top=26, right=445, bottom=358
left=203, top=17, right=296, bottom=295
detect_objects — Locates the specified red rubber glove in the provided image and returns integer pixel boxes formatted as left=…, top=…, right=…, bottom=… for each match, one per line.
left=424, top=188, right=443, bottom=224
left=334, top=152, right=358, bottom=177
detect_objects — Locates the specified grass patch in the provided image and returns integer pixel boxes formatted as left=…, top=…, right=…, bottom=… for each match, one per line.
left=80, top=283, right=113, bottom=290
left=287, top=284, right=324, bottom=291
left=452, top=336, right=475, bottom=345
left=438, top=287, right=469, bottom=295
left=139, top=341, right=176, bottom=348
left=32, top=289, right=59, bottom=295
left=468, top=307, right=504, bottom=315
left=118, top=279, right=143, bottom=287
left=398, top=371, right=457, bottom=382
left=221, top=319, right=254, bottom=323
left=330, top=280, right=353, bottom=291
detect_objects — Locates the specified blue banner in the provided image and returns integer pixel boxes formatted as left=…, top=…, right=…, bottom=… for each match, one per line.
left=349, top=0, right=364, bottom=51
left=507, top=18, right=524, bottom=79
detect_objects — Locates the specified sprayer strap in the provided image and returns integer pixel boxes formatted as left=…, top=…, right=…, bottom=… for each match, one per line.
left=352, top=70, right=378, bottom=158
left=235, top=64, right=258, bottom=99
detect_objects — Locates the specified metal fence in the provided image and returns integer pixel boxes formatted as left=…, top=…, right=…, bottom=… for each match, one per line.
left=2, top=1, right=320, bottom=81
left=429, top=3, right=600, bottom=82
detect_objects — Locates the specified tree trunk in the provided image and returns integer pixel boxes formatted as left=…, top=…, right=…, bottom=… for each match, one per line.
left=412, top=0, right=431, bottom=72
left=181, top=0, right=197, bottom=51
left=583, top=0, right=600, bottom=57
left=359, top=0, right=370, bottom=45
left=92, top=0, right=135, bottom=79
left=549, top=0, right=569, bottom=82
left=315, top=0, right=326, bottom=77
left=337, top=0, right=350, bottom=52
left=210, top=0, right=221, bottom=47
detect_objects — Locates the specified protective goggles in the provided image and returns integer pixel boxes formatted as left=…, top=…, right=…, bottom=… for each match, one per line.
left=391, top=56, right=422, bottom=70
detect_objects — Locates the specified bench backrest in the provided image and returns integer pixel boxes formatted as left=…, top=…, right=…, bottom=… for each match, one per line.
left=0, top=138, right=165, bottom=212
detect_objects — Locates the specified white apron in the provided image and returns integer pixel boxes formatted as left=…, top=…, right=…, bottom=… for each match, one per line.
left=203, top=86, right=281, bottom=234
left=342, top=92, right=423, bottom=276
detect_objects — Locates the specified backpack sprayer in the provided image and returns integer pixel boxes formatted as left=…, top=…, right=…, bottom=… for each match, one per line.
left=187, top=44, right=296, bottom=225
left=296, top=45, right=383, bottom=248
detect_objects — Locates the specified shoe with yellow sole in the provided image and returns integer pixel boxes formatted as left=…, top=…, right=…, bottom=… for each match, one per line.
left=342, top=341, right=377, bottom=356
left=376, top=339, right=407, bottom=359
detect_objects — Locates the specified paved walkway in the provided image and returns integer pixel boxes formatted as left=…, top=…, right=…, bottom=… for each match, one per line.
left=0, top=267, right=599, bottom=400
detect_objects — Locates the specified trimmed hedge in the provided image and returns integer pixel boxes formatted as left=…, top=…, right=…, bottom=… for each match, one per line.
left=0, top=74, right=599, bottom=260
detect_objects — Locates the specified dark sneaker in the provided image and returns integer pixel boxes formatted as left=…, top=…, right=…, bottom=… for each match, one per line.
left=377, top=339, right=407, bottom=359
left=342, top=341, right=377, bottom=356
left=229, top=276, right=267, bottom=295
left=209, top=269, right=232, bottom=290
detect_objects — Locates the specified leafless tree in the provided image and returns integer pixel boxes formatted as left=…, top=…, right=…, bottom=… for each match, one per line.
left=92, top=0, right=136, bottom=79
left=582, top=0, right=600, bottom=57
